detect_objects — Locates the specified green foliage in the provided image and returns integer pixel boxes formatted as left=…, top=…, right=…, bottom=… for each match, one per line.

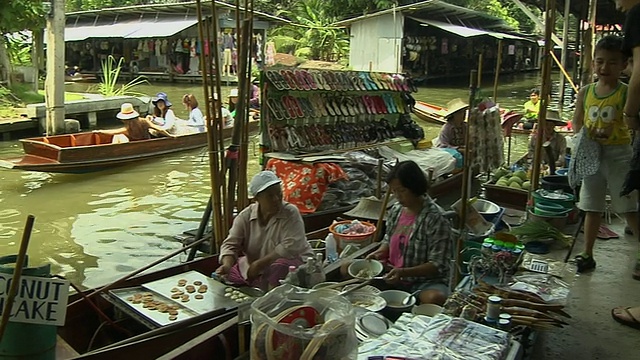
left=65, top=0, right=146, bottom=12
left=270, top=0, right=350, bottom=62
left=91, top=55, right=148, bottom=97
left=0, top=0, right=45, bottom=33
left=5, top=34, right=31, bottom=66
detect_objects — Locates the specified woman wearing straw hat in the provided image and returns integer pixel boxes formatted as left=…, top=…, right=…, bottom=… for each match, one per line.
left=94, top=103, right=173, bottom=143
left=216, top=171, right=313, bottom=290
left=527, top=109, right=568, bottom=167
left=436, top=98, right=468, bottom=153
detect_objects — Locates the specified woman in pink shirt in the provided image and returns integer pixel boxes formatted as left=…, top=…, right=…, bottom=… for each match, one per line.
left=216, top=171, right=313, bottom=290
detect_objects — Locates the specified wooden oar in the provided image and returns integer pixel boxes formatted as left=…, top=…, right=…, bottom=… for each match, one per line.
left=0, top=215, right=35, bottom=342
left=68, top=237, right=208, bottom=307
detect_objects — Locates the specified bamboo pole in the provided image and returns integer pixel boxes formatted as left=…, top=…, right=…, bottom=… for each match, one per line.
left=549, top=51, right=579, bottom=93
left=493, top=40, right=503, bottom=102
left=238, top=2, right=255, bottom=211
left=580, top=0, right=598, bottom=87
left=558, top=0, right=571, bottom=113
left=453, top=70, right=478, bottom=288
left=0, top=215, right=34, bottom=341
left=477, top=53, right=483, bottom=86
left=195, top=0, right=221, bottom=255
left=530, top=0, right=556, bottom=199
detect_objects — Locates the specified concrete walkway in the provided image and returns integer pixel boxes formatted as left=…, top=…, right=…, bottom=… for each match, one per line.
left=531, top=218, right=640, bottom=359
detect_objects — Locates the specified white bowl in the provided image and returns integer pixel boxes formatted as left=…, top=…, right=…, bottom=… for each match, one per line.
left=472, top=199, right=501, bottom=216
left=312, top=282, right=339, bottom=290
left=379, top=290, right=415, bottom=311
left=348, top=259, right=384, bottom=279
left=346, top=293, right=387, bottom=312
left=411, top=304, right=443, bottom=317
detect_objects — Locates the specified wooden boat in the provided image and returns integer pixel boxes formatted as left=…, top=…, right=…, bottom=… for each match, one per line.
left=0, top=121, right=259, bottom=174
left=65, top=74, right=98, bottom=83
left=414, top=100, right=535, bottom=136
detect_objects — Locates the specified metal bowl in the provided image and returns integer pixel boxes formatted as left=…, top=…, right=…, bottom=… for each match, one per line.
left=472, top=199, right=501, bottom=216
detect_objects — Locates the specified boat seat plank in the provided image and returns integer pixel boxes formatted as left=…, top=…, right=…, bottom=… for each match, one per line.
left=69, top=135, right=77, bottom=147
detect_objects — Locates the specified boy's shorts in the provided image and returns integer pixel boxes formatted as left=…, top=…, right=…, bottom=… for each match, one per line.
left=578, top=144, right=638, bottom=213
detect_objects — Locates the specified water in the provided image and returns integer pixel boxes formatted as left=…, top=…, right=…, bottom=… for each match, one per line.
left=0, top=70, right=572, bottom=289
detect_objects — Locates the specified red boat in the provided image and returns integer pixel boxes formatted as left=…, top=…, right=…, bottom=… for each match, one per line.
left=0, top=121, right=259, bottom=174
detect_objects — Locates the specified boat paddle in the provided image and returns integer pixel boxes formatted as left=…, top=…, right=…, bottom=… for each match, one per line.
left=0, top=215, right=35, bottom=342
left=68, top=236, right=208, bottom=307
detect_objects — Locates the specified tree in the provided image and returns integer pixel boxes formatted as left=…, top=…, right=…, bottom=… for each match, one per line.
left=0, top=0, right=45, bottom=87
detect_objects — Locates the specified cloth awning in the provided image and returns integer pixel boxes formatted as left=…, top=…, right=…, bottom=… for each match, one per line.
left=409, top=17, right=533, bottom=42
left=62, top=19, right=198, bottom=41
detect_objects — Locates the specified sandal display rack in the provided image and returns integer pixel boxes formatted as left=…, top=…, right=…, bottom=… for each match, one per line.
left=260, top=67, right=418, bottom=156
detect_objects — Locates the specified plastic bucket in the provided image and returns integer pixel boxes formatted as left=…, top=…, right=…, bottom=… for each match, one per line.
left=0, top=256, right=56, bottom=360
left=541, top=175, right=573, bottom=193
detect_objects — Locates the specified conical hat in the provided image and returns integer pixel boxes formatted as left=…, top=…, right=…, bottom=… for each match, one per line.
left=437, top=98, right=468, bottom=118
left=343, top=196, right=395, bottom=221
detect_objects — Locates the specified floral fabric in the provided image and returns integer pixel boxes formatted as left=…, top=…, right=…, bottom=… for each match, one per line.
left=266, top=159, right=348, bottom=213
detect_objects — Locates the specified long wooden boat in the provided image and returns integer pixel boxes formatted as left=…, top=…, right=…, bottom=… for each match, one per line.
left=0, top=121, right=259, bottom=174
left=57, top=227, right=372, bottom=359
left=414, top=100, right=536, bottom=136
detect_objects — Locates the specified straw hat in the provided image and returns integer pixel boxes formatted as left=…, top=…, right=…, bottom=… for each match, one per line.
left=438, top=98, right=468, bottom=118
left=546, top=109, right=567, bottom=127
left=116, top=103, right=140, bottom=120
left=343, top=196, right=395, bottom=221
left=229, top=89, right=239, bottom=97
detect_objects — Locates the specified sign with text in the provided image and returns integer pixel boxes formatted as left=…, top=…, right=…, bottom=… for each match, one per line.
left=0, top=274, right=69, bottom=326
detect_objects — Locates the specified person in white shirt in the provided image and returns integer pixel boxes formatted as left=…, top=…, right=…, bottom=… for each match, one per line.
left=182, top=94, right=206, bottom=133
left=148, top=92, right=180, bottom=135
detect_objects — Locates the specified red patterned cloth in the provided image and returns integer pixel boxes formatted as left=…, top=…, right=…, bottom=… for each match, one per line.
left=266, top=159, right=348, bottom=213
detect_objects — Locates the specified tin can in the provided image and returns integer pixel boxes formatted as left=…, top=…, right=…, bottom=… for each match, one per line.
left=498, top=318, right=511, bottom=331
left=486, top=296, right=502, bottom=320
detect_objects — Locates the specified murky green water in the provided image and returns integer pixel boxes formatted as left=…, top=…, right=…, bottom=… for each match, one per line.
left=0, top=70, right=570, bottom=288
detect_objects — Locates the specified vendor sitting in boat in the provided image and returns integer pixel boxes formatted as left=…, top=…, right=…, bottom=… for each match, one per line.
left=216, top=171, right=313, bottom=290
left=94, top=103, right=173, bottom=143
left=228, top=88, right=260, bottom=121
left=343, top=161, right=453, bottom=305
left=436, top=98, right=468, bottom=153
left=522, top=89, right=541, bottom=129
left=527, top=109, right=567, bottom=168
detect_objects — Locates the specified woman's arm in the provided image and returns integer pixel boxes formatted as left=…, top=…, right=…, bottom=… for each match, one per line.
left=145, top=119, right=174, bottom=137
left=95, top=127, right=126, bottom=135
left=218, top=209, right=249, bottom=264
left=402, top=213, right=452, bottom=279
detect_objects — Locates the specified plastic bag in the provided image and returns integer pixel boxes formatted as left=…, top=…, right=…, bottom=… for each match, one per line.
left=250, top=284, right=358, bottom=360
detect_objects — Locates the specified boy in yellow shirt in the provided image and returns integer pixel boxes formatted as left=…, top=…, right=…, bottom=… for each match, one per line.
left=572, top=35, right=638, bottom=275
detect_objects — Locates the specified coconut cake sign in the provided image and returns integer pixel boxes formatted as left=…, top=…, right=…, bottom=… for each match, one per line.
left=0, top=274, right=69, bottom=326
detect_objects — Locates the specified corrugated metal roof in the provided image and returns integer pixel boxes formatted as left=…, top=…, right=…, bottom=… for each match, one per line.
left=410, top=18, right=534, bottom=42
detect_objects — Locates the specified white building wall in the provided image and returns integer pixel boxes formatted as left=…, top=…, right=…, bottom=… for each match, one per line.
left=348, top=13, right=404, bottom=73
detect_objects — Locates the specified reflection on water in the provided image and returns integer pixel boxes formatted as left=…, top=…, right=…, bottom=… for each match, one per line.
left=0, top=70, right=572, bottom=288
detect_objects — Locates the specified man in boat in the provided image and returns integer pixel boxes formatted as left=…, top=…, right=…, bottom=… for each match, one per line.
left=216, top=171, right=313, bottom=290
left=522, top=89, right=541, bottom=129
left=94, top=103, right=173, bottom=143
left=436, top=98, right=467, bottom=156
left=571, top=35, right=638, bottom=276
left=228, top=88, right=260, bottom=121
left=527, top=109, right=567, bottom=168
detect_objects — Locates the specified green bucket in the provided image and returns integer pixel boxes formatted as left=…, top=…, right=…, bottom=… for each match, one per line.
left=0, top=255, right=56, bottom=360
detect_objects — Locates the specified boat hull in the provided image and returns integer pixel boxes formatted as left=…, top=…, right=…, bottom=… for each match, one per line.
left=0, top=121, right=259, bottom=173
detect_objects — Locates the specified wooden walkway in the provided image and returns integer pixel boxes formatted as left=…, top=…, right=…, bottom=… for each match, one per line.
left=0, top=117, right=39, bottom=140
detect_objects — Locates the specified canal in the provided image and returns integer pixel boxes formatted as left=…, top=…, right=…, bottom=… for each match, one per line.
left=0, top=70, right=571, bottom=288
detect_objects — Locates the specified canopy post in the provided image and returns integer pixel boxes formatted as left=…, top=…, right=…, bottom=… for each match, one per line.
left=493, top=40, right=503, bottom=102
left=559, top=0, right=571, bottom=113
left=530, top=0, right=557, bottom=201
left=580, top=0, right=598, bottom=87
left=453, top=69, right=478, bottom=289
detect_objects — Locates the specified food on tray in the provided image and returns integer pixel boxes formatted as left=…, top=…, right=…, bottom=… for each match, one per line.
left=169, top=309, right=178, bottom=315
left=352, top=300, right=375, bottom=308
left=195, top=294, right=204, bottom=300
left=185, top=285, right=196, bottom=293
left=198, top=286, right=207, bottom=293
left=171, top=293, right=180, bottom=299
left=225, top=287, right=234, bottom=293
left=171, top=287, right=180, bottom=293
left=169, top=315, right=178, bottom=321
left=177, top=279, right=187, bottom=287
left=194, top=281, right=203, bottom=286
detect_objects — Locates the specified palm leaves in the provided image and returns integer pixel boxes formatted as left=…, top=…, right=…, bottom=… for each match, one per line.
left=92, top=55, right=148, bottom=97
left=269, top=0, right=350, bottom=62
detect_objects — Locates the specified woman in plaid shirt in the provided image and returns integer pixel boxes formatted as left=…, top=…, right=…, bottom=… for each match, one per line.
left=367, top=160, right=454, bottom=305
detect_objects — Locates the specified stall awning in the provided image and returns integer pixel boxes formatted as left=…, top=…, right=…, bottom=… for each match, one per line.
left=61, top=19, right=198, bottom=41
left=124, top=19, right=198, bottom=38
left=409, top=17, right=533, bottom=42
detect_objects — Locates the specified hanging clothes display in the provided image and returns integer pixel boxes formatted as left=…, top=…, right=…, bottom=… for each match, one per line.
left=190, top=38, right=199, bottom=73
left=467, top=105, right=504, bottom=173
left=265, top=41, right=276, bottom=66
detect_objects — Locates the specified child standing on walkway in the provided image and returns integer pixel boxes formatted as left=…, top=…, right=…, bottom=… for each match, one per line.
left=571, top=35, right=639, bottom=276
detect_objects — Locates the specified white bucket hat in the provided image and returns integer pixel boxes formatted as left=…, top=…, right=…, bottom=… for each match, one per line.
left=249, top=171, right=282, bottom=197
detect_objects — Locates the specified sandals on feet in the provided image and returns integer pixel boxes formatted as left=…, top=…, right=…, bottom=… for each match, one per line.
left=574, top=254, right=596, bottom=273
left=611, top=307, right=640, bottom=330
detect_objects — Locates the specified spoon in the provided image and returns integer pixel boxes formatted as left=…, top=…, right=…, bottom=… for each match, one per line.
left=402, top=290, right=421, bottom=305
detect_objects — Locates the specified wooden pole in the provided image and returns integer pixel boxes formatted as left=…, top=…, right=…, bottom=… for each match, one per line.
left=550, top=51, right=579, bottom=92
left=581, top=0, right=598, bottom=87
left=44, top=0, right=66, bottom=135
left=493, top=40, right=503, bottom=102
left=453, top=70, right=478, bottom=288
left=477, top=53, right=483, bottom=86
left=238, top=1, right=255, bottom=210
left=0, top=215, right=35, bottom=341
left=574, top=9, right=584, bottom=85
left=559, top=0, right=571, bottom=113
left=530, top=0, right=556, bottom=197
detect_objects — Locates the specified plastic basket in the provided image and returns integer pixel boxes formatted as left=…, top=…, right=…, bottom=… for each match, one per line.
left=329, top=220, right=376, bottom=251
